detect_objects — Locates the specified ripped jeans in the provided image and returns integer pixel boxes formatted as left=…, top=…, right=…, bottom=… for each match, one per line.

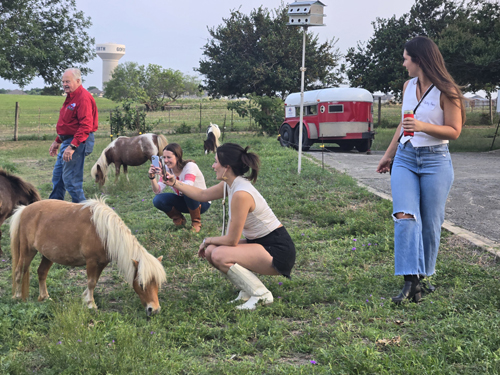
left=391, top=142, right=454, bottom=276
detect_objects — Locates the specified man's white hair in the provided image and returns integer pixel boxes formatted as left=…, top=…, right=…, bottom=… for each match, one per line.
left=64, top=68, right=82, bottom=81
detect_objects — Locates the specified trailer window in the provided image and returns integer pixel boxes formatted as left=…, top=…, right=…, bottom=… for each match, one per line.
left=307, top=105, right=317, bottom=115
left=329, top=104, right=344, bottom=113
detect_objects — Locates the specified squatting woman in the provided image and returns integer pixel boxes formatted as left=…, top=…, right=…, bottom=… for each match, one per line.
left=148, top=143, right=210, bottom=232
left=164, top=143, right=296, bottom=310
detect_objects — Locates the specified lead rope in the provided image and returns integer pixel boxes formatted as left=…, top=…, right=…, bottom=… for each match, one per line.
left=221, top=182, right=226, bottom=236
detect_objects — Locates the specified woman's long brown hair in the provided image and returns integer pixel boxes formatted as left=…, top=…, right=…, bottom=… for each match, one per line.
left=405, top=36, right=466, bottom=124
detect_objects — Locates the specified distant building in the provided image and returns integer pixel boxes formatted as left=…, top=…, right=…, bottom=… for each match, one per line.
left=88, top=88, right=104, bottom=97
left=8, top=89, right=27, bottom=95
left=373, top=94, right=395, bottom=103
left=466, top=95, right=490, bottom=108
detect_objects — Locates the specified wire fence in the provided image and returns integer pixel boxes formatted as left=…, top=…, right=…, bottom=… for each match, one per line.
left=1, top=97, right=498, bottom=141
left=0, top=100, right=259, bottom=141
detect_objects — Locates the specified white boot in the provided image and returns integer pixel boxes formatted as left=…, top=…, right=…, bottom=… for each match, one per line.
left=228, top=290, right=251, bottom=304
left=226, top=264, right=273, bottom=310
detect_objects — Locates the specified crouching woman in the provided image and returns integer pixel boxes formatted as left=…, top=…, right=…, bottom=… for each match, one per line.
left=163, top=143, right=296, bottom=310
left=148, top=143, right=210, bottom=232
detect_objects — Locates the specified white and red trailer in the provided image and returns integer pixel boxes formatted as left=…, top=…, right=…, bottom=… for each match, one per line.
left=278, top=87, right=374, bottom=152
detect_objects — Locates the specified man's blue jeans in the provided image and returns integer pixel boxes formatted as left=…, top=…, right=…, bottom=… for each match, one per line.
left=49, top=137, right=86, bottom=203
left=391, top=142, right=454, bottom=277
left=153, top=193, right=210, bottom=215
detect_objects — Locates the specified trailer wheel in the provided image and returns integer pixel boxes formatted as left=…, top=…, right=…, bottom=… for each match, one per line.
left=279, top=124, right=294, bottom=148
left=294, top=124, right=312, bottom=151
left=338, top=141, right=354, bottom=151
left=355, top=139, right=372, bottom=153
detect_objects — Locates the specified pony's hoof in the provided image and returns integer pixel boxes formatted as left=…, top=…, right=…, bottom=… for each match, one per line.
left=38, top=296, right=51, bottom=302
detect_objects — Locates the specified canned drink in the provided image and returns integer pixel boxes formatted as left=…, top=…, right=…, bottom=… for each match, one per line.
left=403, top=110, right=414, bottom=136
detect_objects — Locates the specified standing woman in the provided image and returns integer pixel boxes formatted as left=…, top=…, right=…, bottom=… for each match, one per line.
left=376, top=36, right=465, bottom=303
left=148, top=143, right=210, bottom=232
left=163, top=143, right=296, bottom=310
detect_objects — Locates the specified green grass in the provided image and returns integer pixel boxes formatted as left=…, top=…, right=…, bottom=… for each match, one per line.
left=371, top=127, right=500, bottom=152
left=1, top=135, right=500, bottom=373
left=0, top=96, right=257, bottom=141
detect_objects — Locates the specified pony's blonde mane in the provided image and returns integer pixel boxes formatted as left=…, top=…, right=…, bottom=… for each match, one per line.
left=157, top=134, right=168, bottom=154
left=81, top=197, right=166, bottom=288
left=90, top=137, right=126, bottom=181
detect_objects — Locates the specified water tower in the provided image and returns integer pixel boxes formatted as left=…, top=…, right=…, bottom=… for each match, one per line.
left=96, top=43, right=126, bottom=87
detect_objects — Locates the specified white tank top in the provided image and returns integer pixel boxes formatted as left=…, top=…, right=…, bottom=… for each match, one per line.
left=226, top=176, right=281, bottom=240
left=401, top=77, right=447, bottom=147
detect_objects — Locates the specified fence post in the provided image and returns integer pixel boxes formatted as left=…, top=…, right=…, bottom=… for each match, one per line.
left=109, top=112, right=113, bottom=135
left=14, top=102, right=19, bottom=141
left=249, top=99, right=252, bottom=130
left=231, top=109, right=234, bottom=131
left=38, top=107, right=41, bottom=135
left=490, top=97, right=493, bottom=125
left=199, top=100, right=202, bottom=133
left=222, top=113, right=227, bottom=142
left=378, top=97, right=381, bottom=127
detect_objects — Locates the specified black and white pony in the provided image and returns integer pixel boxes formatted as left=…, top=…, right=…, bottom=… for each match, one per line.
left=204, top=123, right=221, bottom=154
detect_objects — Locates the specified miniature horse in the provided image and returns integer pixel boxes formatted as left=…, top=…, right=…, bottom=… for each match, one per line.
left=0, top=169, right=41, bottom=256
left=91, top=133, right=168, bottom=187
left=204, top=123, right=221, bottom=154
left=10, top=198, right=167, bottom=316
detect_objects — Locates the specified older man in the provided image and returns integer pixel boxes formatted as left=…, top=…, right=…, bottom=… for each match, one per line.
left=49, top=68, right=98, bottom=203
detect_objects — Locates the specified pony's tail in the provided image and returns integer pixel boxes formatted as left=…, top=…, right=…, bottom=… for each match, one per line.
left=157, top=134, right=168, bottom=155
left=10, top=205, right=30, bottom=299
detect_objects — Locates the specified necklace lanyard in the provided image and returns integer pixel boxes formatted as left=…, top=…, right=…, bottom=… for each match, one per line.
left=414, top=82, right=435, bottom=113
left=222, top=182, right=227, bottom=236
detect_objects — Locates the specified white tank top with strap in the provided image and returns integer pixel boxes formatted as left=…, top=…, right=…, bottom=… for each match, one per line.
left=226, top=176, right=281, bottom=240
left=401, top=77, right=447, bottom=147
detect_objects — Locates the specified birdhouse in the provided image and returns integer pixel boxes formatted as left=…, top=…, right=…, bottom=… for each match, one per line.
left=287, top=1, right=326, bottom=26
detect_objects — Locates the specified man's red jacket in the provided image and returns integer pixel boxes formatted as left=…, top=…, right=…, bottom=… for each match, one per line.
left=55, top=85, right=98, bottom=148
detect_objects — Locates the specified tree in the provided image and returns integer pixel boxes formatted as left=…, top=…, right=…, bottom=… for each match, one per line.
left=0, top=0, right=95, bottom=87
left=104, top=62, right=201, bottom=110
left=345, top=0, right=500, bottom=98
left=197, top=5, right=342, bottom=98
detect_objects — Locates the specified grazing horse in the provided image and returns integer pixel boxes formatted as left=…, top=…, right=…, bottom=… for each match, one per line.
left=91, top=133, right=168, bottom=187
left=10, top=198, right=167, bottom=316
left=0, top=169, right=41, bottom=256
left=204, top=123, right=221, bottom=154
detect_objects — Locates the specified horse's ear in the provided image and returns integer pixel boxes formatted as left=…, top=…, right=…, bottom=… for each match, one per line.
left=157, top=256, right=163, bottom=262
left=132, top=259, right=139, bottom=268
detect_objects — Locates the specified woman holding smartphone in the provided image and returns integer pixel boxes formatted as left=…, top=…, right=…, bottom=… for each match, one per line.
left=148, top=143, right=210, bottom=232
left=376, top=36, right=465, bottom=303
left=163, top=143, right=296, bottom=310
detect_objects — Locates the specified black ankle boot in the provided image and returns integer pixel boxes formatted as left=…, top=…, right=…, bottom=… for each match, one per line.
left=392, top=275, right=422, bottom=304
left=419, top=276, right=436, bottom=294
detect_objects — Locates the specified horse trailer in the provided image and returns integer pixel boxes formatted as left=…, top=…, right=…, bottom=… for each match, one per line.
left=278, top=87, right=374, bottom=152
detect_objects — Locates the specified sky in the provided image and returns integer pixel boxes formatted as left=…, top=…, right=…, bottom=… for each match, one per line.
left=1, top=0, right=418, bottom=91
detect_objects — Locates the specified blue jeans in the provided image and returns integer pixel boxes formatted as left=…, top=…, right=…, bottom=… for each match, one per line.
left=153, top=192, right=210, bottom=215
left=85, top=132, right=95, bottom=156
left=49, top=137, right=86, bottom=203
left=391, top=142, right=454, bottom=277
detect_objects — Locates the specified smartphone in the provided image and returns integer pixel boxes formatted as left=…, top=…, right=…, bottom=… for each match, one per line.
left=151, top=155, right=160, bottom=169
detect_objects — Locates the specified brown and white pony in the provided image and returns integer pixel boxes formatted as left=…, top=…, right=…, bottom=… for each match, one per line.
left=91, top=133, right=168, bottom=186
left=0, top=169, right=41, bottom=256
left=10, top=198, right=167, bottom=316
left=204, top=123, right=221, bottom=154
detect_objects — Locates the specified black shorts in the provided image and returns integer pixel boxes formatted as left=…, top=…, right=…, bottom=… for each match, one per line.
left=246, top=226, right=296, bottom=279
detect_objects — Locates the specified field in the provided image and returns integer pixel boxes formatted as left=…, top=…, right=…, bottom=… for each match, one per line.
left=0, top=95, right=255, bottom=141
left=1, top=95, right=499, bottom=153
left=1, top=134, right=500, bottom=374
